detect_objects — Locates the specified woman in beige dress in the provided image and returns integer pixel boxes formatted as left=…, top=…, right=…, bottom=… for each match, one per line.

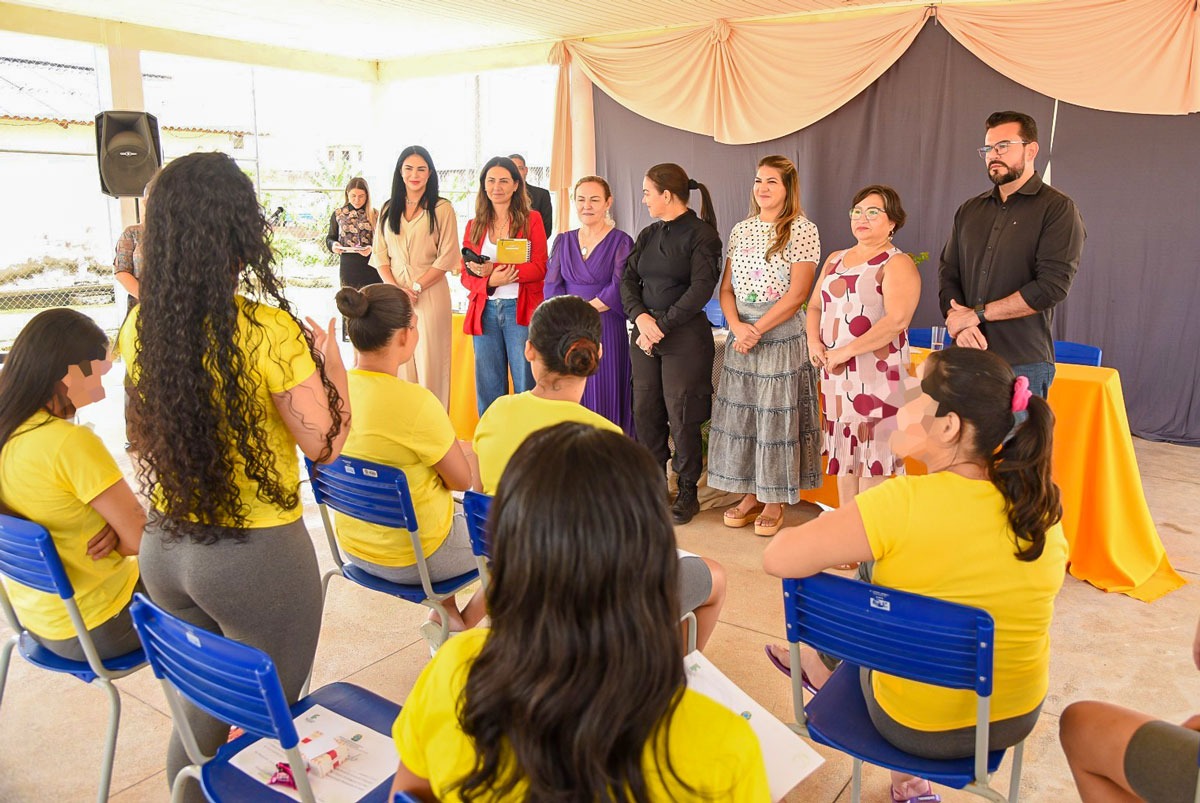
left=371, top=145, right=460, bottom=409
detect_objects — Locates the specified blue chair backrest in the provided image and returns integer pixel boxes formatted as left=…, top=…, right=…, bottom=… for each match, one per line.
left=703, top=298, right=726, bottom=328
left=0, top=515, right=74, bottom=599
left=1054, top=340, right=1102, bottom=367
left=783, top=573, right=995, bottom=696
left=129, top=593, right=300, bottom=747
left=462, top=491, right=492, bottom=559
left=907, top=327, right=933, bottom=350
left=305, top=456, right=417, bottom=532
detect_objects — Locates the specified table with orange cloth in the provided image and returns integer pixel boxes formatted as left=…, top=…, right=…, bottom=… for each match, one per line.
left=801, top=351, right=1184, bottom=602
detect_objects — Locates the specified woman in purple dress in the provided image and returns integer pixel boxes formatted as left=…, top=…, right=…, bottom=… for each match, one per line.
left=545, top=176, right=635, bottom=435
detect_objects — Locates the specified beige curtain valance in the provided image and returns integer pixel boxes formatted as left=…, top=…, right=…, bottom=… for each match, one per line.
left=549, top=0, right=1199, bottom=224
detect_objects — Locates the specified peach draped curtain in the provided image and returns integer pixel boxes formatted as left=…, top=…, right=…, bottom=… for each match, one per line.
left=549, top=0, right=1200, bottom=204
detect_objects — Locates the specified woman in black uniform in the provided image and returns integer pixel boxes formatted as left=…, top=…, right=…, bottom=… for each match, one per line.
left=621, top=163, right=721, bottom=525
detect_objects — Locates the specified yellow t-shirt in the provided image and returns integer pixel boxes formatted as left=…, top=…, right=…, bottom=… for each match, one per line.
left=0, top=412, right=139, bottom=640
left=393, top=628, right=769, bottom=801
left=119, top=296, right=317, bottom=528
left=856, top=472, right=1068, bottom=730
left=335, top=370, right=456, bottom=567
left=473, top=393, right=623, bottom=494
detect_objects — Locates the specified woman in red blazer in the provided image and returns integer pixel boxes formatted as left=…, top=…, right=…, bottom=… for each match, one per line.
left=461, top=156, right=548, bottom=414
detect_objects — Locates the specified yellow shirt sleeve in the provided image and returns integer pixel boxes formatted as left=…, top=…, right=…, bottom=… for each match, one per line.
left=855, top=474, right=914, bottom=562
left=59, top=425, right=126, bottom=503
left=393, top=653, right=434, bottom=781
left=411, top=391, right=457, bottom=467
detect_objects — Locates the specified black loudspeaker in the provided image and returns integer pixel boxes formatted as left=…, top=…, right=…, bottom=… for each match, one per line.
left=95, top=111, right=162, bottom=198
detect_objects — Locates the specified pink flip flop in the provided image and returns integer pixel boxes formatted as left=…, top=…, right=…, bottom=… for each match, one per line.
left=763, top=644, right=819, bottom=695
left=891, top=785, right=940, bottom=803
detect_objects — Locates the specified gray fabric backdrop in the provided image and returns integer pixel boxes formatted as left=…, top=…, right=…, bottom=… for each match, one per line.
left=594, top=20, right=1200, bottom=445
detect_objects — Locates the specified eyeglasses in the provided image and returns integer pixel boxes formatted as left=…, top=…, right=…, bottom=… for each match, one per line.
left=977, top=140, right=1030, bottom=159
left=848, top=207, right=885, bottom=221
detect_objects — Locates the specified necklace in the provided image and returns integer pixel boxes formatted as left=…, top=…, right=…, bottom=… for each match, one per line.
left=578, top=225, right=611, bottom=258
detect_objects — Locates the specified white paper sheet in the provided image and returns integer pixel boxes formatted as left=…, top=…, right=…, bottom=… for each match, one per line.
left=227, top=704, right=396, bottom=803
left=685, top=651, right=823, bottom=801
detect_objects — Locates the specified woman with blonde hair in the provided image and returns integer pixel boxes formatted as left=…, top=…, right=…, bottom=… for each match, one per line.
left=709, top=155, right=823, bottom=537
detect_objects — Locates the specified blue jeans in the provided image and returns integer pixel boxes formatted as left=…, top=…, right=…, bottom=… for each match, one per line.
left=1012, top=361, right=1056, bottom=399
left=474, top=298, right=534, bottom=415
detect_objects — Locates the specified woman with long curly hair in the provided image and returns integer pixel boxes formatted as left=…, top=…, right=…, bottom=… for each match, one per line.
left=460, top=155, right=547, bottom=414
left=391, top=423, right=768, bottom=801
left=118, top=151, right=349, bottom=801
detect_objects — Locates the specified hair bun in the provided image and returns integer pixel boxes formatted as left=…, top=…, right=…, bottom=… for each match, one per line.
left=561, top=335, right=600, bottom=377
left=334, top=286, right=370, bottom=319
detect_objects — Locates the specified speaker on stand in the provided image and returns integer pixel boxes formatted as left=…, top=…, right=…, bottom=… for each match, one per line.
left=95, top=111, right=162, bottom=201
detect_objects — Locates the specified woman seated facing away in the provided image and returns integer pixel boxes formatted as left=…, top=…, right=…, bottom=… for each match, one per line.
left=391, top=422, right=769, bottom=801
left=0, top=309, right=145, bottom=660
left=1059, top=613, right=1200, bottom=802
left=334, top=285, right=485, bottom=634
left=763, top=347, right=1067, bottom=803
left=473, top=295, right=727, bottom=650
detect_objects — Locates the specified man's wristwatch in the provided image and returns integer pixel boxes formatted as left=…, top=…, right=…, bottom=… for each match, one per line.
left=412, top=281, right=423, bottom=294
left=974, top=303, right=987, bottom=324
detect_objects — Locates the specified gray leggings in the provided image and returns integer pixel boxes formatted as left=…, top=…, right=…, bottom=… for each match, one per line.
left=32, top=579, right=147, bottom=661
left=138, top=518, right=323, bottom=803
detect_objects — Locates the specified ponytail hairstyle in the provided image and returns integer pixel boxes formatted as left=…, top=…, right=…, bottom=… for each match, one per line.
left=467, top=156, right=529, bottom=248
left=334, top=283, right=414, bottom=353
left=455, top=422, right=694, bottom=801
left=645, top=163, right=717, bottom=231
left=920, top=348, right=1061, bottom=561
left=386, top=145, right=441, bottom=236
left=750, top=155, right=803, bottom=263
left=527, top=295, right=601, bottom=378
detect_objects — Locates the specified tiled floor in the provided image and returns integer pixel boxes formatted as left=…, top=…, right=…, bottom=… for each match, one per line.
left=1, top=366, right=1196, bottom=802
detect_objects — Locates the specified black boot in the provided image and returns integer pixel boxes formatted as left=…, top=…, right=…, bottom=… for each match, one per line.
left=672, top=482, right=700, bottom=525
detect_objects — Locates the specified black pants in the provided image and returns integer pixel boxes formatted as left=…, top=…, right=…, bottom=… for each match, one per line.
left=339, top=252, right=381, bottom=289
left=630, top=314, right=713, bottom=487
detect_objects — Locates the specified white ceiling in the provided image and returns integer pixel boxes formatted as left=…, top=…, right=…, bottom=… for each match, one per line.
left=10, top=0, right=929, bottom=60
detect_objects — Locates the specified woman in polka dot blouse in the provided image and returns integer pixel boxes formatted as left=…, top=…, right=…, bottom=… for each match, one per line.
left=708, top=156, right=823, bottom=537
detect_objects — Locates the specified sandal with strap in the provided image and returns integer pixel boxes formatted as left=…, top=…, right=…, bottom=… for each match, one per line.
left=754, top=507, right=784, bottom=537
left=763, top=644, right=819, bottom=695
left=723, top=502, right=764, bottom=528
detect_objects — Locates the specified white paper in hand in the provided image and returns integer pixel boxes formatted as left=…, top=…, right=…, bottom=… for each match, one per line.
left=684, top=651, right=823, bottom=801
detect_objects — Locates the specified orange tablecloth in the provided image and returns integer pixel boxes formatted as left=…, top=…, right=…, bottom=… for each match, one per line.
left=802, top=352, right=1184, bottom=601
left=449, top=313, right=481, bottom=441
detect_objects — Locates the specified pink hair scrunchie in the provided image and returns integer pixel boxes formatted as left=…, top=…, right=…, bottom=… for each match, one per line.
left=1011, top=375, right=1032, bottom=413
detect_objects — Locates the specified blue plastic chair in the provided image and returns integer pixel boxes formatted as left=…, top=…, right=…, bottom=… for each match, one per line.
left=305, top=456, right=480, bottom=654
left=393, top=793, right=422, bottom=803
left=907, top=327, right=933, bottom=349
left=1054, top=340, right=1102, bottom=367
left=703, top=298, right=726, bottom=328
left=0, top=515, right=146, bottom=803
left=129, top=593, right=399, bottom=803
left=462, top=490, right=493, bottom=592
left=782, top=573, right=1026, bottom=803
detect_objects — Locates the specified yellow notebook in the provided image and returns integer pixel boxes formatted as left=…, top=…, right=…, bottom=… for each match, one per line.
left=495, top=238, right=531, bottom=264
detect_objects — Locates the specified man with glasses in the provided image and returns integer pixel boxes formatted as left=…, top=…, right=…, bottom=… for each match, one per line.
left=938, top=110, right=1085, bottom=397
